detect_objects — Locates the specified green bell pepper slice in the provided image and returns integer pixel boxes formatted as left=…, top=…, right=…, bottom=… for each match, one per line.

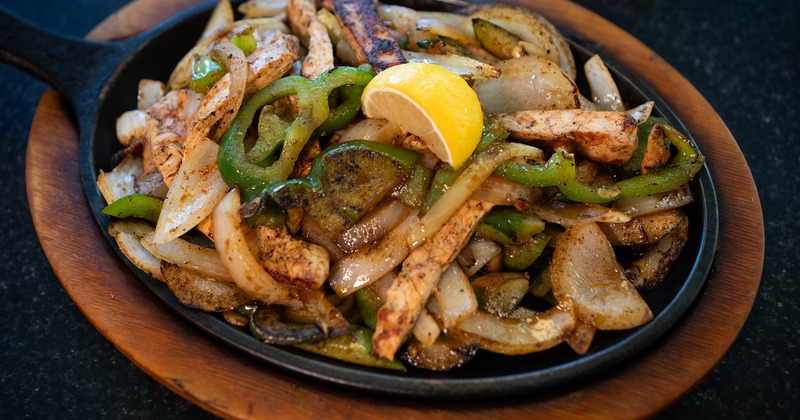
left=294, top=325, right=406, bottom=371
left=615, top=124, right=705, bottom=197
left=503, top=232, right=550, bottom=271
left=217, top=65, right=374, bottom=203
left=478, top=207, right=545, bottom=244
left=496, top=124, right=704, bottom=202
left=231, top=26, right=257, bottom=56
left=496, top=148, right=622, bottom=203
left=102, top=194, right=163, bottom=223
left=189, top=55, right=226, bottom=93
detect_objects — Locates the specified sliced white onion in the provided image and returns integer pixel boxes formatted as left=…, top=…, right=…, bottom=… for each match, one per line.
left=378, top=4, right=422, bottom=37
left=550, top=222, right=652, bottom=330
left=329, top=210, right=420, bottom=296
left=530, top=200, right=631, bottom=227
left=626, top=101, right=654, bottom=124
left=115, top=110, right=147, bottom=146
left=202, top=0, right=234, bottom=38
left=452, top=306, right=575, bottom=355
left=457, top=239, right=502, bottom=276
left=108, top=220, right=163, bottom=281
left=96, top=154, right=143, bottom=204
left=301, top=216, right=345, bottom=261
left=411, top=309, right=441, bottom=346
left=471, top=174, right=542, bottom=206
left=212, top=189, right=303, bottom=307
left=416, top=18, right=482, bottom=49
left=419, top=11, right=470, bottom=28
left=469, top=6, right=559, bottom=65
left=316, top=8, right=361, bottom=66
left=337, top=118, right=403, bottom=144
left=408, top=142, right=543, bottom=248
left=614, top=186, right=695, bottom=218
left=402, top=51, right=501, bottom=80
left=534, top=12, right=577, bottom=79
left=584, top=54, right=624, bottom=111
left=565, top=321, right=596, bottom=355
left=153, top=138, right=229, bottom=243
left=239, top=0, right=289, bottom=19
left=141, top=231, right=231, bottom=282
left=210, top=41, right=248, bottom=140
left=137, top=79, right=166, bottom=111
left=433, top=264, right=477, bottom=329
left=336, top=199, right=410, bottom=253
left=472, top=56, right=579, bottom=114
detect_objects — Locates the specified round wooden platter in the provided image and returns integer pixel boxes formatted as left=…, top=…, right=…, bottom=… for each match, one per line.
left=26, top=0, right=764, bottom=418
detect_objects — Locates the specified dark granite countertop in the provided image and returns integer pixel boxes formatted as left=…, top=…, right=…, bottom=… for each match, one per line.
left=1, top=0, right=796, bottom=417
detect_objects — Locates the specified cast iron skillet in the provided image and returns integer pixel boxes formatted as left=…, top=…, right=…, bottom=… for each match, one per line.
left=0, top=1, right=718, bottom=399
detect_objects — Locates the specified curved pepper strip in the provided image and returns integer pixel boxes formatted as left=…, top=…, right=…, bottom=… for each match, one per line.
left=313, top=84, right=365, bottom=136
left=496, top=149, right=622, bottom=203
left=294, top=325, right=406, bottom=371
left=496, top=125, right=705, bottom=202
left=247, top=104, right=294, bottom=165
left=615, top=124, right=705, bottom=197
left=218, top=65, right=374, bottom=202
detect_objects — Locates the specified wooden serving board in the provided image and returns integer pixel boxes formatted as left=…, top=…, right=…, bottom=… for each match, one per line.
left=26, top=0, right=764, bottom=417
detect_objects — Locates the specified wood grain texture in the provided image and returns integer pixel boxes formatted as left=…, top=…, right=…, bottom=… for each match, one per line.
left=26, top=0, right=764, bottom=418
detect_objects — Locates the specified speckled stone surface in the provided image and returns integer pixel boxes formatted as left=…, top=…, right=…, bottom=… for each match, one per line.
left=0, top=0, right=796, bottom=417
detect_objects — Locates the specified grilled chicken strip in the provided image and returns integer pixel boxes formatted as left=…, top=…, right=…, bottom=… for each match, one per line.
left=287, top=0, right=335, bottom=78
left=249, top=225, right=331, bottom=289
left=498, top=103, right=653, bottom=165
left=372, top=199, right=494, bottom=360
left=640, top=123, right=671, bottom=173
left=185, top=33, right=300, bottom=151
left=332, top=0, right=406, bottom=71
left=145, top=89, right=202, bottom=187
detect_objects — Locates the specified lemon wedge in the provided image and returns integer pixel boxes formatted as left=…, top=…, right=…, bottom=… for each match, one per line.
left=361, top=62, right=483, bottom=169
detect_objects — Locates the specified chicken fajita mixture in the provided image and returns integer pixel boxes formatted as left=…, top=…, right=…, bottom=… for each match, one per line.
left=98, top=0, right=705, bottom=371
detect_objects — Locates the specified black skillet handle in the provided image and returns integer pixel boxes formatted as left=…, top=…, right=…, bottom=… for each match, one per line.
left=0, top=6, right=137, bottom=116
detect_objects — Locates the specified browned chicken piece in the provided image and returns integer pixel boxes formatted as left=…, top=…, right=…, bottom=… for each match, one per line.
left=641, top=123, right=671, bottom=173
left=287, top=0, right=335, bottom=79
left=145, top=89, right=200, bottom=187
left=624, top=212, right=689, bottom=289
left=332, top=0, right=406, bottom=71
left=149, top=133, right=184, bottom=189
left=244, top=33, right=302, bottom=95
left=161, top=261, right=251, bottom=312
left=498, top=108, right=642, bottom=166
left=372, top=199, right=494, bottom=360
left=145, top=90, right=194, bottom=141
left=601, top=209, right=686, bottom=247
left=249, top=225, right=331, bottom=289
